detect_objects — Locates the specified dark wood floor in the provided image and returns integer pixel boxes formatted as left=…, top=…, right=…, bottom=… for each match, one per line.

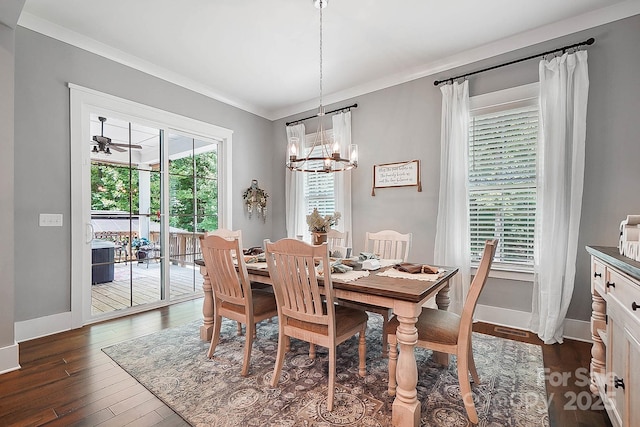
left=0, top=299, right=612, bottom=427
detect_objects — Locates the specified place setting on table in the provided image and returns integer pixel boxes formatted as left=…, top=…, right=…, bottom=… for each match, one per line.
left=238, top=243, right=449, bottom=287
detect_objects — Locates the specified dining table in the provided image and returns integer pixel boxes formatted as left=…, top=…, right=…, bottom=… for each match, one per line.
left=195, top=258, right=458, bottom=427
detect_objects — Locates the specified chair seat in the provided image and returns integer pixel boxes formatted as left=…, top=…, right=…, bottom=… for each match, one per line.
left=386, top=308, right=461, bottom=346
left=221, top=289, right=277, bottom=318
left=287, top=305, right=368, bottom=336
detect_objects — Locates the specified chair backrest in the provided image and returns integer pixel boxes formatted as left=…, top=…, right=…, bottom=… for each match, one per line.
left=205, top=228, right=242, bottom=240
left=199, top=234, right=252, bottom=308
left=264, top=238, right=335, bottom=329
left=459, top=239, right=498, bottom=333
left=364, top=230, right=412, bottom=261
left=327, top=229, right=348, bottom=252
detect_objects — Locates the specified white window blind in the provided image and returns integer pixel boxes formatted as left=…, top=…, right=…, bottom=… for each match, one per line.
left=302, top=130, right=336, bottom=238
left=469, top=90, right=538, bottom=270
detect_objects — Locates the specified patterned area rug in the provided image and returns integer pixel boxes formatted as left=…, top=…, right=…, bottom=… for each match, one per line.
left=103, top=315, right=549, bottom=426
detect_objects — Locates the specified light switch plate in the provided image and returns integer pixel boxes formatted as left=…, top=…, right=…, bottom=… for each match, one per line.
left=39, top=213, right=63, bottom=227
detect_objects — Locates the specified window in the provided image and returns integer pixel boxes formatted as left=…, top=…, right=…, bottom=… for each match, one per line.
left=468, top=84, right=538, bottom=270
left=301, top=130, right=336, bottom=241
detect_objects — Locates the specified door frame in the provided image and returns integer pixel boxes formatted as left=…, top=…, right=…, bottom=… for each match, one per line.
left=69, top=83, right=233, bottom=327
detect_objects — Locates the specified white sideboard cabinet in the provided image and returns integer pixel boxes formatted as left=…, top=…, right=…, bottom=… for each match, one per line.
left=587, top=246, right=640, bottom=427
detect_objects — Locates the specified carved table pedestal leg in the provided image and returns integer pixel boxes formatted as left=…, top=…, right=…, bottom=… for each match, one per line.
left=199, top=265, right=214, bottom=341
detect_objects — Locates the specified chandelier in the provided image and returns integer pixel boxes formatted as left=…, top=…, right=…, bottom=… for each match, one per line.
left=286, top=0, right=358, bottom=173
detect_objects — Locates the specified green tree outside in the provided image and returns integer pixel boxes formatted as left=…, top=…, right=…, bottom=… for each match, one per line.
left=91, top=150, right=218, bottom=233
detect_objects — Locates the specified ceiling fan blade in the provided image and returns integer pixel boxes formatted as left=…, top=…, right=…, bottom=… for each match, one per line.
left=110, top=142, right=143, bottom=149
left=110, top=145, right=126, bottom=152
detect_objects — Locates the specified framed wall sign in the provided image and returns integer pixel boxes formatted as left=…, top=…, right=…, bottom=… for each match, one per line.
left=372, top=159, right=422, bottom=196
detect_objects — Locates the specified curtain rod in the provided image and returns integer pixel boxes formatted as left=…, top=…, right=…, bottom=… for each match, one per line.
left=285, top=103, right=358, bottom=127
left=434, top=37, right=595, bottom=87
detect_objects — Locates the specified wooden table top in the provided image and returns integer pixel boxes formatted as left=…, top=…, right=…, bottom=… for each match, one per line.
left=195, top=258, right=458, bottom=304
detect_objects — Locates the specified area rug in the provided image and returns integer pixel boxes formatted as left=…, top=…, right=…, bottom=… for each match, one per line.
left=103, top=315, right=549, bottom=426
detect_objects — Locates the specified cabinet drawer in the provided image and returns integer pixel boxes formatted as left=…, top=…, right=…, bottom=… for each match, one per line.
left=593, top=258, right=606, bottom=294
left=607, top=268, right=640, bottom=322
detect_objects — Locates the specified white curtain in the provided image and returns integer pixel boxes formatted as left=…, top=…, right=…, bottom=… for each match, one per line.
left=332, top=111, right=353, bottom=247
left=285, top=124, right=306, bottom=238
left=434, top=80, right=471, bottom=314
left=530, top=51, right=589, bottom=344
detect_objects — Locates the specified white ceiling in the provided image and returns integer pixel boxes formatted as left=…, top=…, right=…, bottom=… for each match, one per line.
left=18, top=0, right=640, bottom=120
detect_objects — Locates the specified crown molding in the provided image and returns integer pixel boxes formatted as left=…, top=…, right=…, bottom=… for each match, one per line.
left=271, top=0, right=640, bottom=120
left=17, top=12, right=270, bottom=119
left=17, top=1, right=640, bottom=122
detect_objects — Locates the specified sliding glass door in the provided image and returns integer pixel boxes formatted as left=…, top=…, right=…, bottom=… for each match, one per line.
left=70, top=84, right=233, bottom=327
left=89, top=115, right=163, bottom=315
left=166, top=132, right=218, bottom=300
left=87, top=115, right=219, bottom=319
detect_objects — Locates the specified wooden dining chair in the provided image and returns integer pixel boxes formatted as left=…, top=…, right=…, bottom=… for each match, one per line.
left=364, top=229, right=412, bottom=261
left=205, top=228, right=241, bottom=239
left=338, top=229, right=413, bottom=357
left=264, top=238, right=368, bottom=411
left=204, top=228, right=245, bottom=336
left=327, top=228, right=348, bottom=253
left=386, top=239, right=498, bottom=424
left=199, top=234, right=278, bottom=376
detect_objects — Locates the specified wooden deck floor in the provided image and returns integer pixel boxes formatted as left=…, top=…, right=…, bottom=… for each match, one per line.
left=91, top=261, right=202, bottom=315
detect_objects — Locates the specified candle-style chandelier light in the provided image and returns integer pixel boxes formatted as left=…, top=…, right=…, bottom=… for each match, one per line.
left=286, top=0, right=358, bottom=173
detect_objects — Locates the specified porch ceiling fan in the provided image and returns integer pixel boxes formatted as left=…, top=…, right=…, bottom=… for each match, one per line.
left=91, top=116, right=143, bottom=154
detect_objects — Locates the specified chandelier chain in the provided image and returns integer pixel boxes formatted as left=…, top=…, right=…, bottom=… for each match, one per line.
left=319, top=3, right=323, bottom=111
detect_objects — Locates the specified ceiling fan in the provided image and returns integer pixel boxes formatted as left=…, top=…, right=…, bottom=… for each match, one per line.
left=91, top=116, right=143, bottom=154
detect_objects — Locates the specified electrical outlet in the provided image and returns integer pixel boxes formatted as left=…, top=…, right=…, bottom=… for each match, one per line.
left=39, top=213, right=63, bottom=227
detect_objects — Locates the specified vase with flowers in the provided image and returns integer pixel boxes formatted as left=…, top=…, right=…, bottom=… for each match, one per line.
left=306, top=208, right=341, bottom=245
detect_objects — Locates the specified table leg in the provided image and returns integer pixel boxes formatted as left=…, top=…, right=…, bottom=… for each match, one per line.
left=199, top=265, right=214, bottom=341
left=433, top=283, right=451, bottom=366
left=391, top=303, right=421, bottom=427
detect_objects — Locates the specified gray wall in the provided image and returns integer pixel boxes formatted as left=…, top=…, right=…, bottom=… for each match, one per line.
left=13, top=28, right=275, bottom=322
left=0, top=22, right=16, bottom=353
left=273, top=14, right=640, bottom=322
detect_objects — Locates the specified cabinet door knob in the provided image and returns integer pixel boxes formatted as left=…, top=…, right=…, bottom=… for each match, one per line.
left=594, top=272, right=602, bottom=278
left=614, top=376, right=625, bottom=390
left=606, top=281, right=615, bottom=289
left=632, top=301, right=639, bottom=311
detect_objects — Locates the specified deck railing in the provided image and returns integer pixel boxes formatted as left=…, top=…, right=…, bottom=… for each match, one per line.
left=93, top=230, right=203, bottom=266
left=93, top=231, right=138, bottom=262
left=149, top=231, right=204, bottom=266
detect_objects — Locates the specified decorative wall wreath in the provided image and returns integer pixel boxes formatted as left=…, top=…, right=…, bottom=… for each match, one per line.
left=243, top=179, right=268, bottom=221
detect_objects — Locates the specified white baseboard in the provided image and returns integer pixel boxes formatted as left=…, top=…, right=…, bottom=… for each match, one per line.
left=0, top=342, right=20, bottom=374
left=15, top=311, right=73, bottom=343
left=475, top=304, right=592, bottom=343
left=562, top=318, right=592, bottom=343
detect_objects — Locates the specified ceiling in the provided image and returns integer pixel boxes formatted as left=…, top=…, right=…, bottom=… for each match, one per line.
left=18, top=0, right=640, bottom=120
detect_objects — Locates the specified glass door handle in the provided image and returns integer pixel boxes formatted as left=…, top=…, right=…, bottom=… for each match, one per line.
left=86, top=223, right=94, bottom=244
